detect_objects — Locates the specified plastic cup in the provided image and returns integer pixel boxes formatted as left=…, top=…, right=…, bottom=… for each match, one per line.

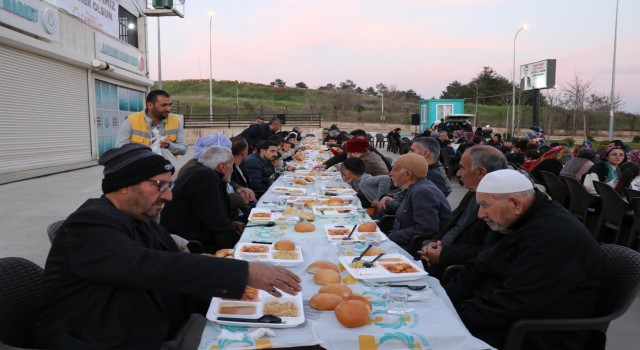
left=386, top=287, right=411, bottom=314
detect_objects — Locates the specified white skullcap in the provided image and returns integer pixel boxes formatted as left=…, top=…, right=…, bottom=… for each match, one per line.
left=476, top=169, right=533, bottom=194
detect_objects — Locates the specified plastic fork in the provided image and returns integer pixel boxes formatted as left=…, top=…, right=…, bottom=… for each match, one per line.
left=352, top=244, right=373, bottom=263
left=363, top=253, right=385, bottom=268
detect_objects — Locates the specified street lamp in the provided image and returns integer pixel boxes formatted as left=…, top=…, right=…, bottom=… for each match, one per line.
left=608, top=0, right=619, bottom=140
left=511, top=24, right=527, bottom=138
left=209, top=12, right=214, bottom=120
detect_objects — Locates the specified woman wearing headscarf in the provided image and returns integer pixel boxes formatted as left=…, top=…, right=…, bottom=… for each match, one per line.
left=529, top=145, right=573, bottom=183
left=583, top=146, right=626, bottom=184
left=560, top=148, right=597, bottom=181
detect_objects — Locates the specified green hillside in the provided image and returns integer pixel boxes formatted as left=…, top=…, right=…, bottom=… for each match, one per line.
left=153, top=79, right=639, bottom=134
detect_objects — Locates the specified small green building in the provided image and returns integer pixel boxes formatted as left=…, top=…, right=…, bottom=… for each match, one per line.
left=418, top=99, right=466, bottom=131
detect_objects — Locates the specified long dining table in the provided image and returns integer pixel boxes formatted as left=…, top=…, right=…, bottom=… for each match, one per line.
left=197, top=139, right=493, bottom=350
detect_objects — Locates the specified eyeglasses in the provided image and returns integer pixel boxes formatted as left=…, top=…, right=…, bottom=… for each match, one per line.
left=145, top=180, right=175, bottom=192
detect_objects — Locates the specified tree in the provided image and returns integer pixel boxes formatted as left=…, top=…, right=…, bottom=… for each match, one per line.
left=562, top=71, right=593, bottom=136
left=440, top=80, right=473, bottom=99
left=270, top=79, right=286, bottom=88
left=364, top=87, right=378, bottom=96
left=339, top=79, right=357, bottom=91
left=295, top=82, right=308, bottom=89
left=318, top=83, right=336, bottom=91
left=375, top=83, right=388, bottom=95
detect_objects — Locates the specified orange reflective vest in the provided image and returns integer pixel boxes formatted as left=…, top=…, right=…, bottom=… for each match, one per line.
left=127, top=111, right=179, bottom=145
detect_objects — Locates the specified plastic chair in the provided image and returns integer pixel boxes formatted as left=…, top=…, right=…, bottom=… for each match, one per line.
left=562, top=175, right=601, bottom=236
left=624, top=188, right=640, bottom=203
left=0, top=257, right=44, bottom=349
left=47, top=220, right=65, bottom=243
left=593, top=181, right=633, bottom=246
left=630, top=198, right=640, bottom=250
left=540, top=171, right=569, bottom=208
left=503, top=244, right=640, bottom=350
left=374, top=134, right=386, bottom=148
left=365, top=133, right=374, bottom=147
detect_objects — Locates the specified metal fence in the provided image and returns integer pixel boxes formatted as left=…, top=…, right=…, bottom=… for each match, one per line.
left=183, top=114, right=322, bottom=129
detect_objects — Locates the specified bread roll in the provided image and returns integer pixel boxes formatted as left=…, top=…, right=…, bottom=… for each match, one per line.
left=313, top=269, right=341, bottom=285
left=214, top=248, right=235, bottom=258
left=298, top=212, right=316, bottom=221
left=319, top=284, right=352, bottom=298
left=357, top=222, right=377, bottom=232
left=294, top=222, right=315, bottom=232
left=334, top=300, right=370, bottom=328
left=307, top=260, right=339, bottom=274
left=282, top=206, right=297, bottom=216
left=363, top=247, right=385, bottom=257
left=294, top=178, right=307, bottom=185
left=345, top=295, right=372, bottom=311
left=309, top=293, right=343, bottom=311
left=304, top=200, right=323, bottom=208
left=274, top=239, right=295, bottom=251
left=304, top=175, right=315, bottom=183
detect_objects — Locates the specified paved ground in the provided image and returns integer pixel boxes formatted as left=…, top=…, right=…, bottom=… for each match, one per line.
left=0, top=145, right=637, bottom=349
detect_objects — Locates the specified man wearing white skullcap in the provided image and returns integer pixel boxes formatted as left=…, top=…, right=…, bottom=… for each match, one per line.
left=445, top=169, right=603, bottom=349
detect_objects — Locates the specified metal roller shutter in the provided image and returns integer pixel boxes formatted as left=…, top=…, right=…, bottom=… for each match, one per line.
left=0, top=44, right=91, bottom=174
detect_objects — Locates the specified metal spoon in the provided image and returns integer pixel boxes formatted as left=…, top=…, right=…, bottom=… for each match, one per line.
left=386, top=284, right=427, bottom=290
left=363, top=253, right=385, bottom=268
left=246, top=222, right=276, bottom=228
left=352, top=244, right=373, bottom=263
left=343, top=224, right=358, bottom=240
left=217, top=314, right=284, bottom=324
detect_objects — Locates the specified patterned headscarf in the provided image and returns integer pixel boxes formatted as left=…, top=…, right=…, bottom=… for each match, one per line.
left=626, top=149, right=640, bottom=164
left=529, top=145, right=573, bottom=172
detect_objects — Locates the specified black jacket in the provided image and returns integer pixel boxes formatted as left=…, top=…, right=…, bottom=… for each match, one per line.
left=161, top=164, right=240, bottom=252
left=445, top=191, right=603, bottom=349
left=243, top=153, right=275, bottom=198
left=34, top=197, right=248, bottom=349
left=239, top=123, right=276, bottom=149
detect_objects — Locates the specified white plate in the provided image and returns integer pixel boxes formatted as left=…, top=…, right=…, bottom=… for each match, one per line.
left=234, top=242, right=304, bottom=266
left=248, top=209, right=282, bottom=222
left=324, top=224, right=387, bottom=243
left=312, top=206, right=357, bottom=216
left=207, top=289, right=304, bottom=328
left=325, top=188, right=357, bottom=195
left=271, top=186, right=307, bottom=195
left=338, top=254, right=428, bottom=282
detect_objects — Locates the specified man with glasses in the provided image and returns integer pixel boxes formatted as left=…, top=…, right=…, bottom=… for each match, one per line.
left=162, top=146, right=245, bottom=253
left=34, top=143, right=301, bottom=349
left=115, top=90, right=187, bottom=156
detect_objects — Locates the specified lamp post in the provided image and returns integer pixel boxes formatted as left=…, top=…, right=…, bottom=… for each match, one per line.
left=608, top=0, right=619, bottom=140
left=209, top=12, right=214, bottom=121
left=157, top=18, right=162, bottom=89
left=511, top=24, right=527, bottom=138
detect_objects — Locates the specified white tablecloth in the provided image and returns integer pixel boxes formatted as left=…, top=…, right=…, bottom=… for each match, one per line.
left=198, top=171, right=493, bottom=350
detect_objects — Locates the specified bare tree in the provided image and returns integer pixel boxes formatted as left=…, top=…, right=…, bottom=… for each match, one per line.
left=562, top=70, right=593, bottom=136
left=543, top=89, right=562, bottom=135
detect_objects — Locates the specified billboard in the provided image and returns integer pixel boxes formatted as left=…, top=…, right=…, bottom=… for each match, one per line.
left=520, top=59, right=556, bottom=91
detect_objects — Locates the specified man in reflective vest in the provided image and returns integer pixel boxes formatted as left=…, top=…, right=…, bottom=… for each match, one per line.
left=115, top=90, right=188, bottom=156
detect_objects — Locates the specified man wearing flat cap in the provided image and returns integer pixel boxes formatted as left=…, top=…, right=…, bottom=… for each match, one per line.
left=387, top=153, right=452, bottom=252
left=344, top=138, right=389, bottom=176
left=444, top=169, right=602, bottom=350
left=34, top=143, right=301, bottom=349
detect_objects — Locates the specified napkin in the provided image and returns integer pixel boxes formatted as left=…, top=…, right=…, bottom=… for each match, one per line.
left=247, top=328, right=276, bottom=340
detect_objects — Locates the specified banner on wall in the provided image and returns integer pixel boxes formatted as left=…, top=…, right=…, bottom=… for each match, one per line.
left=46, top=0, right=119, bottom=38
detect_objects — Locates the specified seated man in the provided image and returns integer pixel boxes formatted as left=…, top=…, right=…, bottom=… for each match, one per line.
left=387, top=153, right=452, bottom=252
left=315, top=130, right=392, bottom=172
left=244, top=140, right=279, bottom=199
left=344, top=138, right=389, bottom=176
left=410, top=137, right=452, bottom=197
left=342, top=157, right=391, bottom=208
left=161, top=146, right=244, bottom=253
left=33, top=143, right=301, bottom=349
left=445, top=169, right=602, bottom=349
left=418, top=145, right=507, bottom=278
